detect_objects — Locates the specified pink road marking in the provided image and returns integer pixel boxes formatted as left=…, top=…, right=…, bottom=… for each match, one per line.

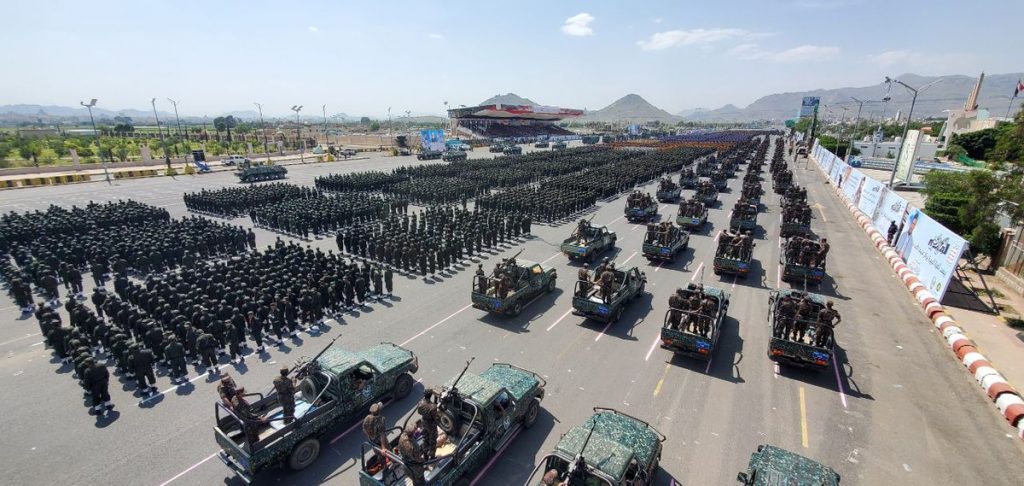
left=832, top=354, right=848, bottom=409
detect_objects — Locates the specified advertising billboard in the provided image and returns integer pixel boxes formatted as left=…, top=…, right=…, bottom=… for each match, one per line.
left=842, top=168, right=867, bottom=203
left=873, top=187, right=909, bottom=236
left=893, top=207, right=968, bottom=300
left=799, top=96, right=820, bottom=118
left=419, top=129, right=445, bottom=151
left=893, top=129, right=920, bottom=185
left=856, top=176, right=886, bottom=219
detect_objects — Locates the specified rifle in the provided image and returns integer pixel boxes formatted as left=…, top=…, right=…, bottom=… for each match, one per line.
left=441, top=357, right=475, bottom=403
left=566, top=416, right=599, bottom=481
left=290, top=334, right=341, bottom=378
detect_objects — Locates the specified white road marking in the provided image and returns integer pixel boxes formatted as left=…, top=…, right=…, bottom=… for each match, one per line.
left=832, top=354, right=849, bottom=409
left=400, top=304, right=472, bottom=346
left=645, top=334, right=661, bottom=361
left=594, top=318, right=616, bottom=342
left=0, top=333, right=40, bottom=347
left=539, top=252, right=561, bottom=265
left=158, top=452, right=217, bottom=486
left=653, top=261, right=663, bottom=273
left=622, top=251, right=638, bottom=265
left=604, top=215, right=625, bottom=226
left=690, top=262, right=704, bottom=282
left=547, top=309, right=574, bottom=331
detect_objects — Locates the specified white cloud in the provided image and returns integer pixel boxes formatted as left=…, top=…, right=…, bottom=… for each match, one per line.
left=636, top=28, right=752, bottom=51
left=307, top=26, right=319, bottom=33
left=652, top=17, right=663, bottom=24
left=866, top=49, right=915, bottom=67
left=561, top=13, right=595, bottom=37
left=731, top=43, right=839, bottom=62
left=428, top=33, right=444, bottom=40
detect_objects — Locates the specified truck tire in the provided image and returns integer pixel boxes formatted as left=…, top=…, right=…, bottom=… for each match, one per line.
left=439, top=410, right=460, bottom=435
left=288, top=438, right=321, bottom=471
left=523, top=398, right=540, bottom=429
left=394, top=373, right=414, bottom=399
left=299, top=377, right=321, bottom=403
left=546, top=279, right=556, bottom=293
left=509, top=301, right=523, bottom=317
left=611, top=307, right=622, bottom=323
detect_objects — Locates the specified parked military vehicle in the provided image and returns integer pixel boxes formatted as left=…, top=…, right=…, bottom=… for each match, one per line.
left=471, top=258, right=557, bottom=317
left=572, top=266, right=647, bottom=323
left=560, top=220, right=617, bottom=262
left=534, top=141, right=550, bottom=148
left=417, top=150, right=443, bottom=160
left=780, top=202, right=811, bottom=238
left=236, top=161, right=288, bottom=183
left=581, top=135, right=601, bottom=145
left=624, top=192, right=658, bottom=223
left=713, top=230, right=754, bottom=277
left=442, top=150, right=468, bottom=162
left=524, top=408, right=666, bottom=486
left=737, top=444, right=840, bottom=485
left=767, top=289, right=835, bottom=371
left=215, top=340, right=418, bottom=483
left=676, top=198, right=708, bottom=230
left=359, top=360, right=545, bottom=486
left=696, top=158, right=717, bottom=176
left=729, top=200, right=758, bottom=232
left=661, top=284, right=730, bottom=360
left=695, top=181, right=719, bottom=205
left=655, top=177, right=682, bottom=202
left=503, top=145, right=523, bottom=156
left=489, top=143, right=506, bottom=153
left=552, top=141, right=568, bottom=151
left=641, top=223, right=688, bottom=262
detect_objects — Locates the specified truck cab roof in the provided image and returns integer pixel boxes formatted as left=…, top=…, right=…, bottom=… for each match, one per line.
left=316, top=343, right=413, bottom=377
left=553, top=409, right=664, bottom=482
left=740, top=444, right=839, bottom=486
left=445, top=363, right=542, bottom=405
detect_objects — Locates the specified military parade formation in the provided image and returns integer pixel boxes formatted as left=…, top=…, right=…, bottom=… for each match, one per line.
left=0, top=133, right=853, bottom=484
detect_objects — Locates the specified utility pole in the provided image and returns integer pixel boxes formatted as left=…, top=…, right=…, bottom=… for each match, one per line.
left=322, top=104, right=329, bottom=147
left=151, top=98, right=171, bottom=169
left=167, top=98, right=185, bottom=141
left=387, top=106, right=393, bottom=141
left=80, top=98, right=111, bottom=184
left=291, top=105, right=304, bottom=163
left=254, top=102, right=270, bottom=161
left=848, top=97, right=868, bottom=161
left=885, top=77, right=942, bottom=187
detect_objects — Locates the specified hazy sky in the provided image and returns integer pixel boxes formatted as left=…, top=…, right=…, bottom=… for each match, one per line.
left=3, top=0, right=1019, bottom=117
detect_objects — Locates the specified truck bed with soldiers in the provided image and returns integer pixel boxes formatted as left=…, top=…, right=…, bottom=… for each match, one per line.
left=679, top=167, right=698, bottom=188
left=696, top=158, right=717, bottom=177
left=780, top=200, right=812, bottom=238
left=655, top=177, right=682, bottom=202
left=781, top=236, right=828, bottom=284
left=767, top=289, right=839, bottom=371
left=471, top=254, right=557, bottom=317
left=772, top=167, right=793, bottom=195
left=624, top=191, right=658, bottom=223
left=358, top=361, right=545, bottom=486
left=661, top=283, right=730, bottom=360
left=676, top=197, right=709, bottom=230
left=641, top=221, right=689, bottom=262
left=695, top=181, right=719, bottom=206
left=560, top=218, right=617, bottom=262
left=713, top=229, right=755, bottom=277
left=573, top=261, right=647, bottom=323
left=729, top=200, right=759, bottom=232
left=214, top=341, right=419, bottom=483
left=741, top=182, right=763, bottom=205
left=710, top=169, right=729, bottom=190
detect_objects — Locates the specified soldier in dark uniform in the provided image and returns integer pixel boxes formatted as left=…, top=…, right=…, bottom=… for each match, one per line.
left=164, top=335, right=187, bottom=383
left=814, top=301, right=841, bottom=347
left=363, top=402, right=388, bottom=461
left=273, top=367, right=298, bottom=424
left=384, top=267, right=394, bottom=296
left=475, top=264, right=488, bottom=294
left=775, top=296, right=796, bottom=339
left=793, top=296, right=813, bottom=343
left=231, top=388, right=266, bottom=450
left=218, top=374, right=238, bottom=409
left=577, top=264, right=591, bottom=297
left=416, top=389, right=440, bottom=461
left=667, top=288, right=686, bottom=330
left=84, top=357, right=112, bottom=416
left=397, top=422, right=426, bottom=486
left=131, top=343, right=158, bottom=397
left=599, top=266, right=615, bottom=303
left=196, top=330, right=220, bottom=375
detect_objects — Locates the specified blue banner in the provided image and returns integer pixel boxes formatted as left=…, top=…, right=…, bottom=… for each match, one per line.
left=420, top=129, right=445, bottom=151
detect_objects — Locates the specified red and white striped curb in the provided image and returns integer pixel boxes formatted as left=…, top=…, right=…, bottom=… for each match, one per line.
left=808, top=154, right=1024, bottom=439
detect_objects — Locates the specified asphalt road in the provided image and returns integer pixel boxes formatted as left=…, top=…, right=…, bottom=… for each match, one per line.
left=1, top=139, right=1021, bottom=486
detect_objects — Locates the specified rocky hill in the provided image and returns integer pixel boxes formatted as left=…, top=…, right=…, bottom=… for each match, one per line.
left=582, top=94, right=681, bottom=123
left=478, top=93, right=538, bottom=106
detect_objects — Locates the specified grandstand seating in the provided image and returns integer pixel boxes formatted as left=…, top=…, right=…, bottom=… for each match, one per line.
left=468, top=123, right=574, bottom=139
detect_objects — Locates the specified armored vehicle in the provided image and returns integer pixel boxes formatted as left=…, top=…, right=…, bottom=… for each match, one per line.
left=472, top=258, right=557, bottom=317
left=737, top=444, right=840, bottom=485
left=572, top=266, right=647, bottom=324
left=236, top=162, right=288, bottom=183
left=417, top=150, right=443, bottom=160
left=442, top=150, right=468, bottom=162
left=215, top=341, right=418, bottom=483
left=661, top=284, right=730, bottom=360
left=525, top=408, right=665, bottom=486
left=359, top=361, right=545, bottom=486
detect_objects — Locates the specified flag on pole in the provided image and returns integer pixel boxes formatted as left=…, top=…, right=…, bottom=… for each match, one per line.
left=1015, top=79, right=1024, bottom=98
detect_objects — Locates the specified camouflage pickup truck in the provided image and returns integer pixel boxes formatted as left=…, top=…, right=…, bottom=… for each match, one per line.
left=534, top=141, right=550, bottom=148
left=214, top=341, right=418, bottom=483
left=472, top=259, right=557, bottom=316
left=489, top=143, right=506, bottom=153
left=641, top=226, right=688, bottom=263
left=767, top=289, right=834, bottom=371
left=572, top=266, right=647, bottom=324
left=552, top=141, right=568, bottom=150
left=729, top=201, right=758, bottom=232
left=655, top=178, right=682, bottom=202
left=561, top=224, right=617, bottom=262
left=661, top=284, right=730, bottom=360
left=676, top=199, right=708, bottom=230
left=526, top=408, right=666, bottom=486
left=695, top=181, right=719, bottom=205
left=737, top=444, right=840, bottom=485
left=359, top=361, right=545, bottom=486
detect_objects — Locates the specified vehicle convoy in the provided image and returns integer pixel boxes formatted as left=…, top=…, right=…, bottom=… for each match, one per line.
left=552, top=141, right=568, bottom=151
left=236, top=160, right=288, bottom=183
left=359, top=360, right=545, bottom=486
left=729, top=200, right=758, bottom=232
left=471, top=254, right=557, bottom=317
left=736, top=444, right=840, bottom=485
left=767, top=289, right=837, bottom=371
left=780, top=201, right=812, bottom=238
left=781, top=236, right=827, bottom=284
left=710, top=170, right=728, bottom=190
left=573, top=264, right=647, bottom=323
left=676, top=198, right=708, bottom=230
left=417, top=150, right=443, bottom=160
left=641, top=222, right=688, bottom=262
left=679, top=167, right=698, bottom=188
left=624, top=191, right=658, bottom=222
left=655, top=177, right=682, bottom=202
left=741, top=182, right=763, bottom=205
left=713, top=230, right=755, bottom=277
left=695, top=181, right=719, bottom=205
left=696, top=158, right=717, bottom=176
left=661, top=283, right=730, bottom=360
left=525, top=408, right=666, bottom=486
left=561, top=219, right=617, bottom=262
left=442, top=150, right=467, bottom=162
left=503, top=145, right=523, bottom=156
left=215, top=340, right=418, bottom=483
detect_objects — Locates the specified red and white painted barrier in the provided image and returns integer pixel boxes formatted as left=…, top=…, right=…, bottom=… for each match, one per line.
left=808, top=153, right=1024, bottom=439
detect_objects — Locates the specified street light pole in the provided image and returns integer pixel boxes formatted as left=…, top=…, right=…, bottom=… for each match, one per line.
left=167, top=98, right=185, bottom=141
left=151, top=98, right=171, bottom=169
left=254, top=102, right=270, bottom=161
left=322, top=104, right=329, bottom=147
left=80, top=98, right=111, bottom=184
left=291, top=105, right=304, bottom=163
left=848, top=97, right=867, bottom=161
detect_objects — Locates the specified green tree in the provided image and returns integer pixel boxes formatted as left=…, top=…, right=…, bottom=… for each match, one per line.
left=18, top=141, right=42, bottom=167
left=949, top=128, right=998, bottom=160
left=113, top=142, right=130, bottom=162
left=922, top=170, right=1002, bottom=256
left=49, top=139, right=69, bottom=158
left=369, top=122, right=381, bottom=132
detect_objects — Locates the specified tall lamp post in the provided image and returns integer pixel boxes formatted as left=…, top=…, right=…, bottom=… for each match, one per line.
left=254, top=102, right=270, bottom=161
left=322, top=104, right=329, bottom=147
left=884, top=77, right=942, bottom=187
left=80, top=98, right=111, bottom=184
left=847, top=97, right=869, bottom=161
left=151, top=98, right=171, bottom=169
left=166, top=98, right=185, bottom=141
left=291, top=105, right=304, bottom=163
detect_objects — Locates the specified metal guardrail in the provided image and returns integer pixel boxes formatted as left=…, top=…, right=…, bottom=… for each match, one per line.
left=855, top=157, right=971, bottom=174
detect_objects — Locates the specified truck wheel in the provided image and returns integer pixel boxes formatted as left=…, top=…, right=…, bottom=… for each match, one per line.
left=288, top=438, right=321, bottom=471
left=394, top=373, right=414, bottom=399
left=299, top=377, right=321, bottom=403
left=611, top=307, right=623, bottom=323
left=439, top=410, right=459, bottom=434
left=509, top=301, right=523, bottom=317
left=546, top=279, right=556, bottom=293
left=523, top=398, right=540, bottom=429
